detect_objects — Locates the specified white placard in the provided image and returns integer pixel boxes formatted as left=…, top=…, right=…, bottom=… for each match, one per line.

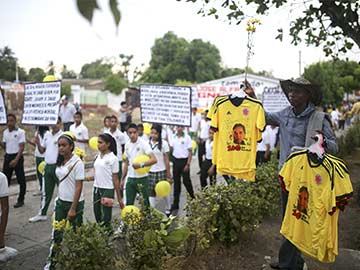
left=191, top=86, right=199, bottom=108
left=262, top=88, right=290, bottom=113
left=140, top=84, right=191, bottom=126
left=0, top=91, right=7, bottom=124
left=22, top=81, right=61, bottom=125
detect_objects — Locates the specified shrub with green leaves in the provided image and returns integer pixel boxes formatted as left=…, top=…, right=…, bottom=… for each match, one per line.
left=338, top=120, right=360, bottom=157
left=55, top=222, right=117, bottom=270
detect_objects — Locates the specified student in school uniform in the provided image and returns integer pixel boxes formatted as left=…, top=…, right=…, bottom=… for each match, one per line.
left=27, top=126, right=49, bottom=196
left=69, top=111, right=89, bottom=151
left=197, top=110, right=210, bottom=174
left=59, top=96, right=76, bottom=131
left=120, top=123, right=157, bottom=207
left=102, top=116, right=111, bottom=133
left=148, top=124, right=172, bottom=215
left=1, top=114, right=26, bottom=208
left=0, top=172, right=18, bottom=262
left=170, top=126, right=195, bottom=215
left=105, top=115, right=126, bottom=180
left=44, top=134, right=85, bottom=270
left=137, top=123, right=149, bottom=141
left=29, top=117, right=63, bottom=222
left=200, top=128, right=216, bottom=188
left=92, top=134, right=124, bottom=227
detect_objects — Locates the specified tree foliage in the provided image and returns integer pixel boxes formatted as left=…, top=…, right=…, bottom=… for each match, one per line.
left=80, top=59, right=113, bottom=79
left=61, top=65, right=77, bottom=79
left=105, top=74, right=127, bottom=95
left=28, top=67, right=46, bottom=82
left=141, top=31, right=222, bottom=84
left=0, top=46, right=26, bottom=81
left=304, top=60, right=360, bottom=106
left=178, top=0, right=360, bottom=57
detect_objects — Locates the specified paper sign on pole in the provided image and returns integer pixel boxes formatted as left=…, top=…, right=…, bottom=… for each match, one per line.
left=140, top=84, right=191, bottom=126
left=22, top=81, right=61, bottom=125
left=262, top=88, right=290, bottom=113
left=0, top=91, right=7, bottom=124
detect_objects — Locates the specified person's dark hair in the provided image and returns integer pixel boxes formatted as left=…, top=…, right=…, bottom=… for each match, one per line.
left=103, top=115, right=111, bottom=124
left=151, top=124, right=162, bottom=151
left=7, top=113, right=16, bottom=121
left=110, top=115, right=118, bottom=121
left=74, top=111, right=82, bottom=119
left=137, top=123, right=144, bottom=129
left=128, top=123, right=138, bottom=130
left=56, top=134, right=75, bottom=166
left=121, top=101, right=127, bottom=106
left=98, top=133, right=117, bottom=156
left=232, top=123, right=246, bottom=133
left=37, top=126, right=49, bottom=138
left=57, top=116, right=62, bottom=123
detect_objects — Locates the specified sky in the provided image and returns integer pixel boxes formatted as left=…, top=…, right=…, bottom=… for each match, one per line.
left=1, top=0, right=359, bottom=80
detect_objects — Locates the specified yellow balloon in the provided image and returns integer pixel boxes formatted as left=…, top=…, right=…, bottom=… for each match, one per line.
left=143, top=123, right=151, bottom=135
left=133, top=154, right=150, bottom=174
left=122, top=153, right=126, bottom=161
left=63, top=131, right=75, bottom=140
left=89, top=112, right=95, bottom=119
left=89, top=136, right=98, bottom=150
left=43, top=75, right=58, bottom=82
left=38, top=161, right=46, bottom=174
left=121, top=205, right=141, bottom=224
left=155, top=180, right=171, bottom=197
left=192, top=140, right=197, bottom=150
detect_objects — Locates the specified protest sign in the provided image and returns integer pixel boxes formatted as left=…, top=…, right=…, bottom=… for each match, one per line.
left=0, top=90, right=7, bottom=124
left=140, top=84, right=191, bottom=126
left=262, top=87, right=290, bottom=113
left=22, top=81, right=61, bottom=125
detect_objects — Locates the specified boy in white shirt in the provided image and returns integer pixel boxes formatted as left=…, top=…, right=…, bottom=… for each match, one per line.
left=1, top=114, right=26, bottom=208
left=0, top=172, right=18, bottom=262
left=120, top=123, right=157, bottom=207
left=70, top=111, right=89, bottom=151
left=29, top=117, right=63, bottom=222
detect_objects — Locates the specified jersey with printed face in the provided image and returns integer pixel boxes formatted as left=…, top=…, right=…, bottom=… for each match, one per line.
left=209, top=96, right=265, bottom=181
left=279, top=150, right=353, bottom=263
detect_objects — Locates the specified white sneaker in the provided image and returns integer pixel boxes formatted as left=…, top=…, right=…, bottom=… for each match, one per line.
left=29, top=214, right=47, bottom=222
left=0, top=246, right=18, bottom=262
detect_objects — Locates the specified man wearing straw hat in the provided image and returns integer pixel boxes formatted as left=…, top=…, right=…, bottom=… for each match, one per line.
left=246, top=77, right=338, bottom=270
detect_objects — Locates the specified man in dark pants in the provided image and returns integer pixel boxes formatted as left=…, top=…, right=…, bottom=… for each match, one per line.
left=1, top=114, right=26, bottom=208
left=170, top=126, right=195, bottom=215
left=247, top=78, right=338, bottom=270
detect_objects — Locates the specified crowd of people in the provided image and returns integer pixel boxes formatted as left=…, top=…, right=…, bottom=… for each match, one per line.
left=0, top=82, right=359, bottom=269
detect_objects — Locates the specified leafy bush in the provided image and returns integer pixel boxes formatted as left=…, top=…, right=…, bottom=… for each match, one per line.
left=55, top=222, right=118, bottom=270
left=338, top=120, right=360, bottom=157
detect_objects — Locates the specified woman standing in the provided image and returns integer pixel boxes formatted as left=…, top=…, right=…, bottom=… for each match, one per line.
left=27, top=126, right=49, bottom=195
left=44, top=134, right=85, bottom=270
left=93, top=134, right=124, bottom=227
left=148, top=124, right=172, bottom=215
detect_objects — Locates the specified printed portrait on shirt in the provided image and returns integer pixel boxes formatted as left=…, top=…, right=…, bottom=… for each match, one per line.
left=297, top=186, right=309, bottom=215
left=231, top=123, right=246, bottom=145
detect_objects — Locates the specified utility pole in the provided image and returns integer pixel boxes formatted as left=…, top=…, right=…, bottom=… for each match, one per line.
left=15, top=60, right=19, bottom=82
left=298, top=50, right=302, bottom=77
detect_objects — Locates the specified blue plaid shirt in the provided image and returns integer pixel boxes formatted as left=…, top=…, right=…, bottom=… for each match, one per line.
left=266, top=103, right=338, bottom=169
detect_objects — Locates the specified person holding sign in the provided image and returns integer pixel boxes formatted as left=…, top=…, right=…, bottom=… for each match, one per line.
left=1, top=114, right=26, bottom=208
left=69, top=111, right=89, bottom=151
left=120, top=123, right=157, bottom=207
left=29, top=117, right=63, bottom=222
left=59, top=96, right=76, bottom=131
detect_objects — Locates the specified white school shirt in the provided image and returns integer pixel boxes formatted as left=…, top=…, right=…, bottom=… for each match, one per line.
left=149, top=139, right=170, bottom=172
left=266, top=126, right=279, bottom=150
left=2, top=128, right=26, bottom=154
left=34, top=131, right=45, bottom=158
left=205, top=139, right=213, bottom=160
left=189, top=113, right=201, bottom=133
left=0, top=172, right=9, bottom=198
left=70, top=123, right=89, bottom=151
left=105, top=129, right=126, bottom=160
left=59, top=103, right=76, bottom=123
left=199, top=119, right=210, bottom=140
left=56, top=155, right=85, bottom=202
left=257, top=129, right=271, bottom=152
left=171, top=133, right=192, bottom=159
left=125, top=138, right=153, bottom=178
left=93, top=152, right=119, bottom=189
left=42, top=130, right=63, bottom=164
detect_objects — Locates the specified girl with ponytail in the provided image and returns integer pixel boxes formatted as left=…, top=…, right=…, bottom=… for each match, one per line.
left=93, top=133, right=124, bottom=227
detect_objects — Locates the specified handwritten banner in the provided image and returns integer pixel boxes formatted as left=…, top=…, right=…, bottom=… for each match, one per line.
left=22, top=81, right=61, bottom=125
left=140, top=84, right=191, bottom=126
left=0, top=91, right=7, bottom=124
left=262, top=88, right=290, bottom=113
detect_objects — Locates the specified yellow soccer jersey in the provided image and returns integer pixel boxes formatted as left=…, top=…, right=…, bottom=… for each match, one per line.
left=279, top=150, right=351, bottom=262
left=210, top=96, right=265, bottom=181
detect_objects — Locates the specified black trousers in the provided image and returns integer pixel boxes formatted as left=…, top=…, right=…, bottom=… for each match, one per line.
left=200, top=159, right=216, bottom=188
left=197, top=140, right=206, bottom=170
left=172, top=157, right=194, bottom=210
left=63, top=122, right=74, bottom=131
left=256, top=151, right=271, bottom=166
left=3, top=154, right=26, bottom=202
